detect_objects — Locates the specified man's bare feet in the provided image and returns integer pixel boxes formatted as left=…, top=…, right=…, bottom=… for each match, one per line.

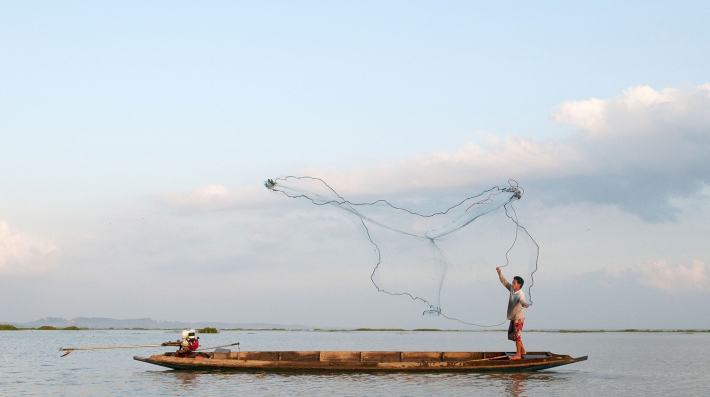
left=510, top=355, right=522, bottom=360
left=521, top=349, right=527, bottom=355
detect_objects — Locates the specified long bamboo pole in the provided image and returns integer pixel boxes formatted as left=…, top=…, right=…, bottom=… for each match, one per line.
left=59, top=341, right=240, bottom=357
left=60, top=344, right=167, bottom=352
left=59, top=344, right=172, bottom=357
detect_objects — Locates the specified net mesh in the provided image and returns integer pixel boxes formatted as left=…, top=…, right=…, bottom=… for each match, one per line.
left=266, top=176, right=538, bottom=326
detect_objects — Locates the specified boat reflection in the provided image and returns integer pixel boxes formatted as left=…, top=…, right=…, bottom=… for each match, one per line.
left=143, top=368, right=572, bottom=396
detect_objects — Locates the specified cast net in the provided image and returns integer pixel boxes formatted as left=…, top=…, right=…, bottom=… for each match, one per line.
left=265, top=176, right=538, bottom=326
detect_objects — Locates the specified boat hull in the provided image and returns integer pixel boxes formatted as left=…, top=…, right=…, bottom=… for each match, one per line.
left=134, top=351, right=587, bottom=372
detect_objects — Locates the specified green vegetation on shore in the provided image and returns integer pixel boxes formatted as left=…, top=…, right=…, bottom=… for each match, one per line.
left=355, top=328, right=406, bottom=331
left=198, top=327, right=219, bottom=333
left=37, top=325, right=81, bottom=330
left=541, top=330, right=607, bottom=333
left=619, top=329, right=709, bottom=333
left=0, top=324, right=19, bottom=330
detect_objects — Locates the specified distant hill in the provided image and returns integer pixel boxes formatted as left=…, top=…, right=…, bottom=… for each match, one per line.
left=9, top=317, right=309, bottom=330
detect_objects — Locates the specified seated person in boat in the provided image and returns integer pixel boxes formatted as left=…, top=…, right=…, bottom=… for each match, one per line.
left=177, top=329, right=199, bottom=357
left=496, top=267, right=530, bottom=360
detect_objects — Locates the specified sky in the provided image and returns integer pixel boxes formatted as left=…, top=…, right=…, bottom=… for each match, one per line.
left=1, top=1, right=709, bottom=329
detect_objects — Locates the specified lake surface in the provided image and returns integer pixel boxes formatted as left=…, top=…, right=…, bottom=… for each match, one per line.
left=1, top=330, right=708, bottom=396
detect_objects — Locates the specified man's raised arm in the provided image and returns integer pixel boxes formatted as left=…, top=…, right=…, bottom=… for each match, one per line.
left=496, top=267, right=511, bottom=290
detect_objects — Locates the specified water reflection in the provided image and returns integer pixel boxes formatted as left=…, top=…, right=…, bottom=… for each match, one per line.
left=507, top=373, right=528, bottom=396
left=171, top=371, right=202, bottom=388
left=139, top=369, right=571, bottom=396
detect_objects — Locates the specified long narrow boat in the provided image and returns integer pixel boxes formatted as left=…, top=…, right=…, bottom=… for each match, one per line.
left=134, top=350, right=587, bottom=372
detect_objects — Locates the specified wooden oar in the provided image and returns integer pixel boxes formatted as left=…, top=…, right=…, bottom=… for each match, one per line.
left=59, top=343, right=175, bottom=357
left=194, top=342, right=240, bottom=352
left=462, top=355, right=508, bottom=362
left=59, top=341, right=241, bottom=357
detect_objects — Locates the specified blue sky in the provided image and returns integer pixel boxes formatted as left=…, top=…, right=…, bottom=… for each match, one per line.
left=1, top=1, right=709, bottom=329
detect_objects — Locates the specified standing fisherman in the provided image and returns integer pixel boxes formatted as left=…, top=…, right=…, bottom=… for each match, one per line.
left=496, top=267, right=530, bottom=360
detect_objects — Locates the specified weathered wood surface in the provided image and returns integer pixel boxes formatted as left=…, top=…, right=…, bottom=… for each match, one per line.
left=134, top=351, right=587, bottom=372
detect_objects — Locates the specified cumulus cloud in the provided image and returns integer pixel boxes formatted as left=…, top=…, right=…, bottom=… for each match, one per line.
left=607, top=260, right=709, bottom=292
left=637, top=261, right=709, bottom=291
left=0, top=220, right=60, bottom=276
left=302, top=83, right=710, bottom=221
left=553, top=84, right=710, bottom=171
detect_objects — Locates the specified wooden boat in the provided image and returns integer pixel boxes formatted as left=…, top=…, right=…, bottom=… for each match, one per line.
left=134, top=350, right=587, bottom=372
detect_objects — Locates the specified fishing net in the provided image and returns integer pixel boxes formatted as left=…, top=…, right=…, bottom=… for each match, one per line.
left=265, top=176, right=538, bottom=326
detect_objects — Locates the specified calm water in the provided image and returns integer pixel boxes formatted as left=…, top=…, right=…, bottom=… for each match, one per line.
left=1, top=330, right=708, bottom=396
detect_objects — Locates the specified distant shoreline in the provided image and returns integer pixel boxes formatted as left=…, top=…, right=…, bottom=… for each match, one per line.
left=1, top=324, right=708, bottom=333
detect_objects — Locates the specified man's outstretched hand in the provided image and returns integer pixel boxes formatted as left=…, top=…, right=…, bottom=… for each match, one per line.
left=496, top=267, right=501, bottom=275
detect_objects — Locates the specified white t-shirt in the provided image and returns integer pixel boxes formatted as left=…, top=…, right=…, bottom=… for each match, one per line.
left=499, top=274, right=528, bottom=320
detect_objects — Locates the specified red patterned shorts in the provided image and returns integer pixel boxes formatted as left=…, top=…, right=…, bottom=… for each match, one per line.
left=508, top=319, right=524, bottom=342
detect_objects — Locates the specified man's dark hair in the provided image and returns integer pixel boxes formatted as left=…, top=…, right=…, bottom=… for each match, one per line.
left=513, top=276, right=524, bottom=287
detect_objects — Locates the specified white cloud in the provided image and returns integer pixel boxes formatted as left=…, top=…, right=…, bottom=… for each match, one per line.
left=301, top=83, right=710, bottom=221
left=553, top=84, right=710, bottom=138
left=607, top=260, right=709, bottom=292
left=0, top=220, right=60, bottom=276
left=637, top=261, right=708, bottom=291
left=553, top=84, right=710, bottom=172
